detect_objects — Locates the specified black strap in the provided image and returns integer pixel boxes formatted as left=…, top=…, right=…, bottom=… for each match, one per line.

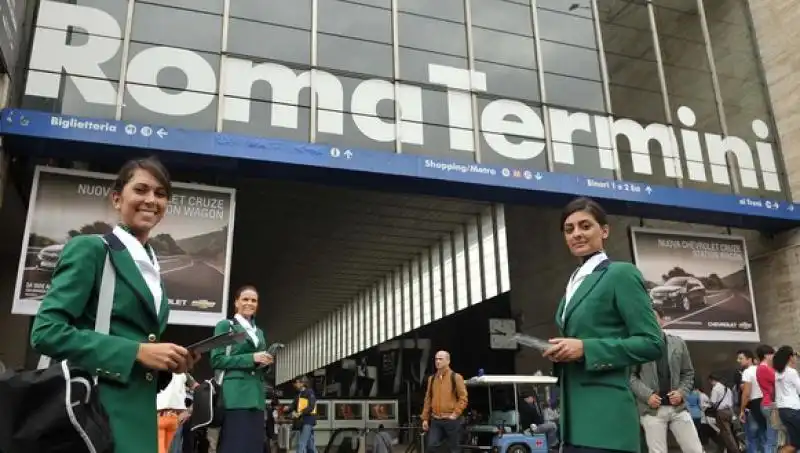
left=101, top=232, right=153, bottom=314
left=425, top=372, right=460, bottom=408
left=712, top=387, right=728, bottom=411
left=103, top=232, right=125, bottom=251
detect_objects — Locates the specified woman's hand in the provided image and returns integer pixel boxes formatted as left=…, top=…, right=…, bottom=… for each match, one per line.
left=542, top=338, right=584, bottom=362
left=254, top=351, right=271, bottom=365
left=137, top=343, right=192, bottom=372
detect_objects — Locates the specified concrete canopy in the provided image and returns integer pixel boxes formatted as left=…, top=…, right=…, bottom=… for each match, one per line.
left=231, top=177, right=493, bottom=344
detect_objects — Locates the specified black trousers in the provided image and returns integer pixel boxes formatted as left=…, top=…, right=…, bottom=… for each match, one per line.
left=427, top=419, right=462, bottom=453
left=218, top=409, right=265, bottom=453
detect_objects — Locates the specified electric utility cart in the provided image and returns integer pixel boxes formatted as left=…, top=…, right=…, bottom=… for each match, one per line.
left=460, top=375, right=558, bottom=453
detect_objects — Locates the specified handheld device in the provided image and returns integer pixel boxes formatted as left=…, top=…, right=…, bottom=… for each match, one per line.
left=187, top=331, right=248, bottom=354
left=511, top=333, right=553, bottom=352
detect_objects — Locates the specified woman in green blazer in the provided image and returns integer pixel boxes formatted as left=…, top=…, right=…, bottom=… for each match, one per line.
left=211, top=285, right=273, bottom=453
left=544, top=197, right=663, bottom=453
left=30, top=157, right=195, bottom=453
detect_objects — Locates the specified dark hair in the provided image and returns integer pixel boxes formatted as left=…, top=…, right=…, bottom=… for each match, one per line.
left=756, top=344, right=775, bottom=361
left=737, top=349, right=755, bottom=361
left=294, top=375, right=310, bottom=387
left=112, top=157, right=172, bottom=197
left=234, top=285, right=258, bottom=300
left=773, top=346, right=794, bottom=373
left=708, top=372, right=723, bottom=383
left=652, top=305, right=665, bottom=319
left=560, top=197, right=608, bottom=231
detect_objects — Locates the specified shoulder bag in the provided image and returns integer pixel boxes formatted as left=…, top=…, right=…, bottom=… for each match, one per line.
left=704, top=387, right=729, bottom=418
left=191, top=319, right=238, bottom=431
left=0, top=233, right=121, bottom=453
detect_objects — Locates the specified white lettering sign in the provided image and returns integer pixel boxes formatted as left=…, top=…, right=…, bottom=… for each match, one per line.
left=24, top=1, right=781, bottom=193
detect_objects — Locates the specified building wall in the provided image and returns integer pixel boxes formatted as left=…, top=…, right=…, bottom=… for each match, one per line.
left=21, top=0, right=785, bottom=200
left=746, top=0, right=800, bottom=346
left=0, top=172, right=31, bottom=371
left=506, top=0, right=796, bottom=378
left=7, top=0, right=797, bottom=375
left=506, top=204, right=771, bottom=380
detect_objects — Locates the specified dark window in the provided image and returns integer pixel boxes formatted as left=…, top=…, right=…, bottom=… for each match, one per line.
left=230, top=0, right=311, bottom=29
left=228, top=19, right=311, bottom=66
left=131, top=4, right=222, bottom=53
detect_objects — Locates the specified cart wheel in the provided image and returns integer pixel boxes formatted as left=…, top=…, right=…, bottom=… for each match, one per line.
left=507, top=444, right=528, bottom=453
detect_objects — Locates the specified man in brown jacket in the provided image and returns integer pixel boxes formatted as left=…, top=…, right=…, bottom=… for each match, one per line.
left=421, top=350, right=469, bottom=453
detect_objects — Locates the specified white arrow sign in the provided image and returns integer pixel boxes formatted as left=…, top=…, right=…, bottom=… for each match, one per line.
left=156, top=128, right=168, bottom=138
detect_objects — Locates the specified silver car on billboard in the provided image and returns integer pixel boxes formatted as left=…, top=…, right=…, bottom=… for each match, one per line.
left=649, top=276, right=708, bottom=312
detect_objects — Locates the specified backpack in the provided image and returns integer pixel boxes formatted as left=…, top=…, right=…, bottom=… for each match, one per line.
left=0, top=233, right=121, bottom=453
left=425, top=372, right=460, bottom=402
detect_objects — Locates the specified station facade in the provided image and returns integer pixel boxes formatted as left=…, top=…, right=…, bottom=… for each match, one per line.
left=0, top=0, right=798, bottom=386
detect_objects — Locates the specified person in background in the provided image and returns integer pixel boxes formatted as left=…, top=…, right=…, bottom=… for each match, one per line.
left=772, top=346, right=800, bottom=453
left=686, top=378, right=714, bottom=447
left=211, top=285, right=273, bottom=453
left=686, top=378, right=704, bottom=432
left=372, top=424, right=396, bottom=453
left=519, top=390, right=559, bottom=448
left=157, top=372, right=199, bottom=453
left=546, top=197, right=662, bottom=453
left=709, top=372, right=741, bottom=453
left=631, top=305, right=703, bottom=453
left=740, top=349, right=770, bottom=453
left=266, top=396, right=279, bottom=453
left=30, top=157, right=195, bottom=453
left=291, top=376, right=318, bottom=453
left=421, top=350, right=469, bottom=453
left=756, top=345, right=780, bottom=453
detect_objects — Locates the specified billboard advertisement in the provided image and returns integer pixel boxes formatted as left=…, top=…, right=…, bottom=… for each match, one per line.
left=13, top=166, right=236, bottom=326
left=630, top=227, right=759, bottom=342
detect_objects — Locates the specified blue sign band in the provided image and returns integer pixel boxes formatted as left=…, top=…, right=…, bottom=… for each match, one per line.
left=2, top=108, right=798, bottom=229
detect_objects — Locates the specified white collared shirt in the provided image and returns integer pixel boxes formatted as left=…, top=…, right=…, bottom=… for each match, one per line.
left=710, top=381, right=733, bottom=410
left=562, top=251, right=608, bottom=322
left=235, top=313, right=260, bottom=346
left=157, top=373, right=189, bottom=410
left=113, top=226, right=162, bottom=315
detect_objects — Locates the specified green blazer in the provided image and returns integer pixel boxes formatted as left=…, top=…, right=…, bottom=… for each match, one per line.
left=30, top=234, right=170, bottom=453
left=554, top=260, right=662, bottom=453
left=210, top=318, right=268, bottom=410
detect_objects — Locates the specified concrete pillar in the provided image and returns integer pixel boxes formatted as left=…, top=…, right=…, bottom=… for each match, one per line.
left=747, top=0, right=800, bottom=347
left=0, top=143, right=30, bottom=370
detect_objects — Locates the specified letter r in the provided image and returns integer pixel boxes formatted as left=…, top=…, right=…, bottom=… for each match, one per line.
left=25, top=1, right=121, bottom=104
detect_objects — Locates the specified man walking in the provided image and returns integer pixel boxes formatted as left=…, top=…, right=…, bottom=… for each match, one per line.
left=630, top=306, right=703, bottom=453
left=421, top=351, right=468, bottom=453
left=291, top=376, right=318, bottom=453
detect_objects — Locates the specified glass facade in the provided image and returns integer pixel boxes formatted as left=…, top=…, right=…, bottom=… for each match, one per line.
left=24, top=0, right=785, bottom=200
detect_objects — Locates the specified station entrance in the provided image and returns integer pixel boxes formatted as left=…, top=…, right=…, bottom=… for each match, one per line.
left=0, top=115, right=790, bottom=453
